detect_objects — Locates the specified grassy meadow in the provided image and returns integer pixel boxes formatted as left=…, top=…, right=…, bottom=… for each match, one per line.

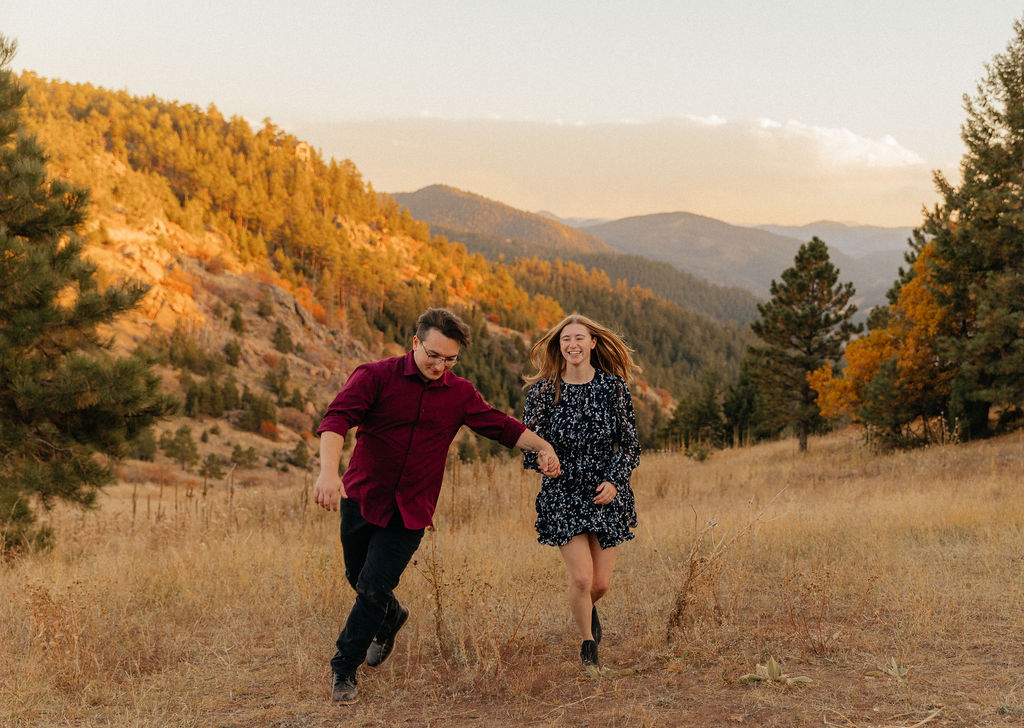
left=2, top=427, right=1023, bottom=727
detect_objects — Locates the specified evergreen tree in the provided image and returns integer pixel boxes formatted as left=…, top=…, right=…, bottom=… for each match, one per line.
left=0, top=37, right=173, bottom=553
left=922, top=18, right=1024, bottom=438
left=722, top=357, right=776, bottom=446
left=128, top=427, right=158, bottom=461
left=256, top=289, right=273, bottom=318
left=230, top=444, right=259, bottom=468
left=287, top=440, right=310, bottom=470
left=223, top=337, right=241, bottom=366
left=198, top=453, right=226, bottom=487
left=747, top=238, right=861, bottom=452
left=229, top=301, right=245, bottom=333
left=659, top=376, right=728, bottom=450
left=159, top=426, right=199, bottom=470
left=272, top=320, right=294, bottom=353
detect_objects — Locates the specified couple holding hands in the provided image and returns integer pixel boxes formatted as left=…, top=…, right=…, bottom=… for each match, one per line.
left=314, top=308, right=640, bottom=704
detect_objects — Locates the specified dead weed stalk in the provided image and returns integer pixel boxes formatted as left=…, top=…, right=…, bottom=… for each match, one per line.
left=666, top=487, right=787, bottom=642
left=782, top=560, right=879, bottom=655
left=22, top=580, right=88, bottom=683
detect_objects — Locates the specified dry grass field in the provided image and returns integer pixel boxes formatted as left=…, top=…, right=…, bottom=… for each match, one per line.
left=2, top=427, right=1023, bottom=727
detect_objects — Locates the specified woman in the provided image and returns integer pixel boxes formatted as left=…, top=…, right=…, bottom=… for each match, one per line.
left=523, top=314, right=640, bottom=668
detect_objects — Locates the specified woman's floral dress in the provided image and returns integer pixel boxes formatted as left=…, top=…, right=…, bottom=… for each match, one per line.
left=523, top=369, right=640, bottom=549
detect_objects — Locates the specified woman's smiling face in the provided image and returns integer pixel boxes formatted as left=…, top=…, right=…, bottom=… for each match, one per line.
left=559, top=322, right=596, bottom=366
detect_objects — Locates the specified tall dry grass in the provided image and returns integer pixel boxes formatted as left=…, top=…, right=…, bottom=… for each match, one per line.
left=2, top=428, right=1023, bottom=727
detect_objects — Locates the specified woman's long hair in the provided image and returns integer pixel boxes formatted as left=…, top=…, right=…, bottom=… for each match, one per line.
left=524, top=314, right=640, bottom=404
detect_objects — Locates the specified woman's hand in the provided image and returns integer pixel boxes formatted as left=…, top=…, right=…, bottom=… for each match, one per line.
left=594, top=481, right=617, bottom=505
left=537, top=448, right=562, bottom=477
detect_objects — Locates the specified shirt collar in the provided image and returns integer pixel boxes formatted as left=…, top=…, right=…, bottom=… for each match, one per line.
left=401, top=349, right=452, bottom=387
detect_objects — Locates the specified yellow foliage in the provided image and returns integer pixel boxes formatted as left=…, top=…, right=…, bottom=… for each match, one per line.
left=810, top=243, right=955, bottom=420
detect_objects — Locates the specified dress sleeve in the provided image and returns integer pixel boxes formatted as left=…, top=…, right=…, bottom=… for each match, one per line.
left=521, top=381, right=551, bottom=472
left=605, top=377, right=640, bottom=487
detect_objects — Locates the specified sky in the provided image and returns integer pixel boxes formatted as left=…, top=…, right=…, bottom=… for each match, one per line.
left=5, top=1, right=1024, bottom=226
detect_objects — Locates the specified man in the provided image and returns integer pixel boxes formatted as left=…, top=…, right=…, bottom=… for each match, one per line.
left=314, top=308, right=561, bottom=705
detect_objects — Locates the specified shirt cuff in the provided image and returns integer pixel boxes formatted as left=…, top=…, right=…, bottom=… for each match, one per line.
left=500, top=417, right=528, bottom=449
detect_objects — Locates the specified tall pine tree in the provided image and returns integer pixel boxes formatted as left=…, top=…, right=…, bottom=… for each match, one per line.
left=0, top=37, right=174, bottom=553
left=923, top=18, right=1024, bottom=438
left=748, top=237, right=861, bottom=452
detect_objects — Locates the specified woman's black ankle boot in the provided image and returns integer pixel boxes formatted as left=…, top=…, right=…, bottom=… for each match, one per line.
left=580, top=639, right=599, bottom=666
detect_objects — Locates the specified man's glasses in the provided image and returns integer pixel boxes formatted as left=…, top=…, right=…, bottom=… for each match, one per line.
left=423, top=348, right=459, bottom=367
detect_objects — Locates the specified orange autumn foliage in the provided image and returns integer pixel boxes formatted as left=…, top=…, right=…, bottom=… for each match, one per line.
left=809, top=242, right=956, bottom=420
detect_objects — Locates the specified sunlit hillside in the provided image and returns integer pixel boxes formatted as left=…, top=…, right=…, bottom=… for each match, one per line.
left=7, top=72, right=765, bottom=484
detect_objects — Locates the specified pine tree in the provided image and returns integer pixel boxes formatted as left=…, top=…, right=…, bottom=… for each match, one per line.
left=272, top=320, right=294, bottom=353
left=0, top=36, right=174, bottom=553
left=660, top=375, right=727, bottom=450
left=198, top=453, right=226, bottom=488
left=159, top=426, right=199, bottom=470
left=748, top=238, right=861, bottom=452
left=922, top=18, right=1024, bottom=438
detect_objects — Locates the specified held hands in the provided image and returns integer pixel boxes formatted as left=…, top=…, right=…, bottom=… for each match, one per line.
left=536, top=448, right=562, bottom=478
left=313, top=471, right=347, bottom=511
left=594, top=481, right=617, bottom=505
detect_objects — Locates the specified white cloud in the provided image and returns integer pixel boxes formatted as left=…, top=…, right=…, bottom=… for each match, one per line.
left=683, top=114, right=728, bottom=126
left=520, top=116, right=922, bottom=169
left=772, top=120, right=924, bottom=168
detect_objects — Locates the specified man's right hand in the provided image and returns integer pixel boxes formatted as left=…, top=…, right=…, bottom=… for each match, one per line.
left=314, top=471, right=346, bottom=511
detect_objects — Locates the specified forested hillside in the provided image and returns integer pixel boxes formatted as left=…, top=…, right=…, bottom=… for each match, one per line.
left=15, top=72, right=756, bottom=458
left=21, top=74, right=563, bottom=342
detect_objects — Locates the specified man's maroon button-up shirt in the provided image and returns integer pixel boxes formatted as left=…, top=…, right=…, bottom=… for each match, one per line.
left=317, top=351, right=527, bottom=529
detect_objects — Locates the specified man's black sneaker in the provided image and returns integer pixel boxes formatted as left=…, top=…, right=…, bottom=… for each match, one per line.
left=366, top=604, right=409, bottom=667
left=331, top=673, right=358, bottom=705
left=580, top=639, right=599, bottom=667
left=591, top=605, right=602, bottom=645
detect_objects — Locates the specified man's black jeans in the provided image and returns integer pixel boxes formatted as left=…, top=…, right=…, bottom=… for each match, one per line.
left=331, top=498, right=425, bottom=679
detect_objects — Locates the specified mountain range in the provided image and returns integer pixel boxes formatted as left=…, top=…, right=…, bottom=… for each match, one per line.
left=394, top=186, right=912, bottom=315
left=393, top=186, right=762, bottom=326
left=392, top=184, right=614, bottom=255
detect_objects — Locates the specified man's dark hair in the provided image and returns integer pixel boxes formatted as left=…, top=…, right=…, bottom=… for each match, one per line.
left=416, top=308, right=472, bottom=347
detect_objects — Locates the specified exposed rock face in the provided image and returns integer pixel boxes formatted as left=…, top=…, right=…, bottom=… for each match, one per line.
left=84, top=213, right=248, bottom=329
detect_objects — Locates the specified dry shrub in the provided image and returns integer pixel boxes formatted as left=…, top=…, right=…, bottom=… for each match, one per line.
left=278, top=405, right=313, bottom=433
left=416, top=539, right=461, bottom=667
left=258, top=420, right=278, bottom=440
left=133, top=462, right=177, bottom=487
left=665, top=518, right=728, bottom=640
left=664, top=488, right=784, bottom=643
left=203, top=256, right=225, bottom=275
left=781, top=561, right=878, bottom=656
left=22, top=581, right=87, bottom=683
